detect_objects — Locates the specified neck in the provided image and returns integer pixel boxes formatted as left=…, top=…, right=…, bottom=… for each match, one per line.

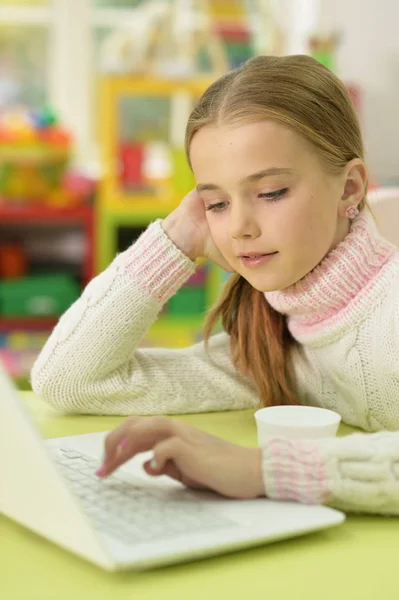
left=264, top=211, right=396, bottom=338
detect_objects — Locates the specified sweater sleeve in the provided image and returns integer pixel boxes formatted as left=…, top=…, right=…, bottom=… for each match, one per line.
left=31, top=220, right=259, bottom=415
left=260, top=432, right=399, bottom=515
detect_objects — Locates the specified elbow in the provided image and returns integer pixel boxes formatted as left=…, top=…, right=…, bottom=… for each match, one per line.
left=30, top=362, right=82, bottom=413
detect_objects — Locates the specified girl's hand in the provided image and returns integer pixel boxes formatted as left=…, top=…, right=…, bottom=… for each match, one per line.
left=162, top=190, right=235, bottom=272
left=96, top=416, right=264, bottom=500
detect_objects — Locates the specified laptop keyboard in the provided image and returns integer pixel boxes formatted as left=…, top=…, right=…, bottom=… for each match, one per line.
left=52, top=447, right=235, bottom=545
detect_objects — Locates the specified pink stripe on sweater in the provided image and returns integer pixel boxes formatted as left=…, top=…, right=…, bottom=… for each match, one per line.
left=265, top=211, right=397, bottom=338
left=120, top=220, right=196, bottom=304
left=267, top=438, right=329, bottom=504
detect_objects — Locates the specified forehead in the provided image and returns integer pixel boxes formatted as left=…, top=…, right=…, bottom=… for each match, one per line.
left=190, top=120, right=313, bottom=182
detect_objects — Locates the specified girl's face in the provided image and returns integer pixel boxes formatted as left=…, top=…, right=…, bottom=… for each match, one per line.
left=190, top=120, right=359, bottom=292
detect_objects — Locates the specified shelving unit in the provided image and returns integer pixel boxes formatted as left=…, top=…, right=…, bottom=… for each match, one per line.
left=97, top=74, right=226, bottom=348
left=0, top=202, right=95, bottom=379
left=0, top=204, right=95, bottom=287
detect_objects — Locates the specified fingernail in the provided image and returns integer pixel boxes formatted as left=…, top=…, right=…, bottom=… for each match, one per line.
left=95, top=466, right=106, bottom=477
left=150, top=458, right=158, bottom=469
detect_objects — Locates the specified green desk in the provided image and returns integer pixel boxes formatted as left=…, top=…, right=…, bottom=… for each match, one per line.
left=1, top=393, right=398, bottom=600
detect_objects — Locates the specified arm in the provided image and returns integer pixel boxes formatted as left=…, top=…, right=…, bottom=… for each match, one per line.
left=31, top=220, right=259, bottom=415
left=99, top=418, right=399, bottom=515
left=96, top=413, right=399, bottom=515
left=261, top=431, right=399, bottom=515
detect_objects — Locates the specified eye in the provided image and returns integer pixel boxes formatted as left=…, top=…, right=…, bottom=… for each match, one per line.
left=258, top=188, right=289, bottom=202
left=205, top=201, right=228, bottom=213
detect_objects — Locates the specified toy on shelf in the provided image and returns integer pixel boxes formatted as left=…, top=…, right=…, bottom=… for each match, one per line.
left=0, top=274, right=80, bottom=319
left=100, top=1, right=278, bottom=78
left=0, top=106, right=72, bottom=203
left=308, top=32, right=340, bottom=72
left=115, top=88, right=196, bottom=199
left=0, top=241, right=27, bottom=279
left=167, top=264, right=208, bottom=317
left=206, top=0, right=255, bottom=69
left=99, top=74, right=212, bottom=219
left=0, top=271, right=81, bottom=380
left=307, top=32, right=362, bottom=119
left=100, top=0, right=229, bottom=78
left=0, top=329, right=50, bottom=380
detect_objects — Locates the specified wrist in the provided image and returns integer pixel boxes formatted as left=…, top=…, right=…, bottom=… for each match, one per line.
left=162, top=215, right=199, bottom=262
left=260, top=438, right=329, bottom=504
left=251, top=447, right=265, bottom=498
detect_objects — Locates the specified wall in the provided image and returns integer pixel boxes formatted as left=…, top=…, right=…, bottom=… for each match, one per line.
left=317, top=0, right=399, bottom=183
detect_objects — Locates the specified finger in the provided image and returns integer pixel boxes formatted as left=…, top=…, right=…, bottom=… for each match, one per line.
left=97, top=417, right=178, bottom=477
left=143, top=458, right=207, bottom=490
left=151, top=437, right=185, bottom=472
left=147, top=436, right=199, bottom=483
left=103, top=417, right=140, bottom=463
left=143, top=458, right=183, bottom=483
left=149, top=438, right=207, bottom=489
left=104, top=416, right=175, bottom=465
left=152, top=437, right=212, bottom=490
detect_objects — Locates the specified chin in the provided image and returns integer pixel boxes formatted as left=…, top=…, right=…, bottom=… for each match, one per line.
left=244, top=273, right=290, bottom=293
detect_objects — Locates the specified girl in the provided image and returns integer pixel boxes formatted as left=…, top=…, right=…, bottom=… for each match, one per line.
left=32, top=55, right=399, bottom=515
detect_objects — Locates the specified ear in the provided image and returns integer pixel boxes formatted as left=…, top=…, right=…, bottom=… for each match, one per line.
left=339, top=158, right=368, bottom=217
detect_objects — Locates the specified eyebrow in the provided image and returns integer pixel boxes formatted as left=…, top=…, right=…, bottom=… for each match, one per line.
left=196, top=168, right=295, bottom=193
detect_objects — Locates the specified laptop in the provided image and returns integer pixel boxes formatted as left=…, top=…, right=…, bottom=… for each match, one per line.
left=0, top=362, right=345, bottom=571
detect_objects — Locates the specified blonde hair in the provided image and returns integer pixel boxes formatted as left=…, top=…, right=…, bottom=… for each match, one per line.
left=185, top=54, right=368, bottom=407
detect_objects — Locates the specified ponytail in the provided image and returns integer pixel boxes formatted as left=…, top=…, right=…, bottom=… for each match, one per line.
left=204, top=274, right=298, bottom=407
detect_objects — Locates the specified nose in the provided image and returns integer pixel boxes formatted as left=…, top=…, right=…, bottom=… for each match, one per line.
left=229, top=202, right=261, bottom=240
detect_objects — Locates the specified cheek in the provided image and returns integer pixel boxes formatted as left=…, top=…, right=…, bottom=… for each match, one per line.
left=206, top=216, right=232, bottom=252
left=286, top=196, right=336, bottom=257
left=274, top=201, right=313, bottom=244
left=295, top=212, right=321, bottom=242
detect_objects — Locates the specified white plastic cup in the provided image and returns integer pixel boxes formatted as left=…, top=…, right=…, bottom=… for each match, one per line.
left=254, top=405, right=341, bottom=446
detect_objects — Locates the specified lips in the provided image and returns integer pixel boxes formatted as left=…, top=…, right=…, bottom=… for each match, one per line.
left=242, top=254, right=267, bottom=257
left=239, top=252, right=278, bottom=269
left=238, top=252, right=275, bottom=258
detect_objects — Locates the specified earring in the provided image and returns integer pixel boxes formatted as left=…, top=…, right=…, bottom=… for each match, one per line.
left=345, top=205, right=360, bottom=219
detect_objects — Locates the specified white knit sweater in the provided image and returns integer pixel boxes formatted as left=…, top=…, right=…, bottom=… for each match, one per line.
left=31, top=212, right=399, bottom=515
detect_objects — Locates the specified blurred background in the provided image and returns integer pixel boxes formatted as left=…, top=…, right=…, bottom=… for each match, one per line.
left=0, top=0, right=398, bottom=388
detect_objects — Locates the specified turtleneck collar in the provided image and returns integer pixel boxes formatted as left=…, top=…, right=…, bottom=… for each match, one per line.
left=264, top=210, right=397, bottom=340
